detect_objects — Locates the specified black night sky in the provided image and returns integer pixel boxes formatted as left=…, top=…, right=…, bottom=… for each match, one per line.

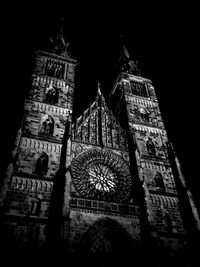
left=1, top=3, right=199, bottom=210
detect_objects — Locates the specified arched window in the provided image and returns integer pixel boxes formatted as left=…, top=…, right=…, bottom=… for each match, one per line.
left=139, top=107, right=149, bottom=122
left=44, top=83, right=59, bottom=104
left=130, top=81, right=148, bottom=97
left=76, top=217, right=136, bottom=267
left=163, top=212, right=172, bottom=231
left=34, top=152, right=48, bottom=175
left=146, top=137, right=156, bottom=155
left=39, top=115, right=54, bottom=135
left=28, top=196, right=42, bottom=216
left=44, top=59, right=65, bottom=79
left=154, top=172, right=165, bottom=190
left=140, top=84, right=148, bottom=98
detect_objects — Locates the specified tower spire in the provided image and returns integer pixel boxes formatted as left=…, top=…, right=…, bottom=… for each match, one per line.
left=97, top=81, right=102, bottom=96
left=50, top=17, right=71, bottom=58
left=96, top=81, right=105, bottom=103
left=118, top=34, right=141, bottom=76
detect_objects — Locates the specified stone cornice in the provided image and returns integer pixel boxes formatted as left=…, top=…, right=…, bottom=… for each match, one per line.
left=24, top=99, right=72, bottom=116
left=36, top=50, right=77, bottom=64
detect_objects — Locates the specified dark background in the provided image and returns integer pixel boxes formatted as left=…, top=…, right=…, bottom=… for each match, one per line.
left=1, top=3, right=199, bottom=210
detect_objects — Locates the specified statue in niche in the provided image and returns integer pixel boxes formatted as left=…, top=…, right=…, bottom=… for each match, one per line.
left=146, top=137, right=156, bottom=155
left=163, top=212, right=172, bottom=231
left=154, top=172, right=165, bottom=190
left=34, top=152, right=49, bottom=175
left=40, top=115, right=54, bottom=135
left=44, top=82, right=59, bottom=104
left=139, top=107, right=149, bottom=122
left=28, top=195, right=42, bottom=216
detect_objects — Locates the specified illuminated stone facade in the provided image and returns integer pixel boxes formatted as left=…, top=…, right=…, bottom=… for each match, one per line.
left=0, top=34, right=199, bottom=267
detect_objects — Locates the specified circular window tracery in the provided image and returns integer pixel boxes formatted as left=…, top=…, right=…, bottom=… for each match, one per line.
left=70, top=149, right=132, bottom=203
left=87, top=163, right=118, bottom=193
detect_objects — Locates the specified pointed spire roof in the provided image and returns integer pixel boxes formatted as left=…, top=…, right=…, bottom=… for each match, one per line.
left=97, top=81, right=102, bottom=96
left=118, top=34, right=141, bottom=76
left=49, top=17, right=71, bottom=58
left=96, top=81, right=105, bottom=103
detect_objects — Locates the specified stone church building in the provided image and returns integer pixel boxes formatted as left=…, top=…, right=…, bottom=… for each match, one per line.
left=0, top=19, right=199, bottom=267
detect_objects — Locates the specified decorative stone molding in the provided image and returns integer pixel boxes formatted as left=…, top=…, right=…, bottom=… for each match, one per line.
left=11, top=176, right=53, bottom=192
left=21, top=137, right=62, bottom=153
left=25, top=100, right=72, bottom=116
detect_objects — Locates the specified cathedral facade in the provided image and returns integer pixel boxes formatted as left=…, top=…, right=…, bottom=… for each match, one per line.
left=0, top=25, right=199, bottom=267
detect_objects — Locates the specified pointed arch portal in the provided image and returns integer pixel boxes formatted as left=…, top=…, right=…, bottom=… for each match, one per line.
left=75, top=217, right=139, bottom=267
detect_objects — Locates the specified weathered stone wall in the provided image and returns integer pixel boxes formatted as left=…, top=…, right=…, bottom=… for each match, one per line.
left=15, top=137, right=61, bottom=178
left=127, top=96, right=164, bottom=129
left=148, top=194, right=184, bottom=234
left=23, top=100, right=71, bottom=140
left=141, top=160, right=177, bottom=194
left=29, top=75, right=74, bottom=109
left=132, top=127, right=168, bottom=159
left=3, top=176, right=52, bottom=217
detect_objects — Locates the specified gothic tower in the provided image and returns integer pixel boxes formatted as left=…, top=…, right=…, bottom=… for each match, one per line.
left=107, top=53, right=200, bottom=266
left=0, top=21, right=199, bottom=267
left=0, top=18, right=77, bottom=263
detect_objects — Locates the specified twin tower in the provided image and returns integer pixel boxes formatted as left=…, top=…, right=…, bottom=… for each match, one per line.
left=0, top=21, right=199, bottom=267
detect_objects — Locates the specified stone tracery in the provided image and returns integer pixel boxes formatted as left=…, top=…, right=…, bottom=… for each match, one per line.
left=70, top=148, right=132, bottom=203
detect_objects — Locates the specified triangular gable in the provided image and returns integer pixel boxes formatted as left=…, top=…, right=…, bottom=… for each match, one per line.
left=72, top=93, right=128, bottom=151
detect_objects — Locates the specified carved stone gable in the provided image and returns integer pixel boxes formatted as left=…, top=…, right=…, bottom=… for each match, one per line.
left=72, top=93, right=128, bottom=151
